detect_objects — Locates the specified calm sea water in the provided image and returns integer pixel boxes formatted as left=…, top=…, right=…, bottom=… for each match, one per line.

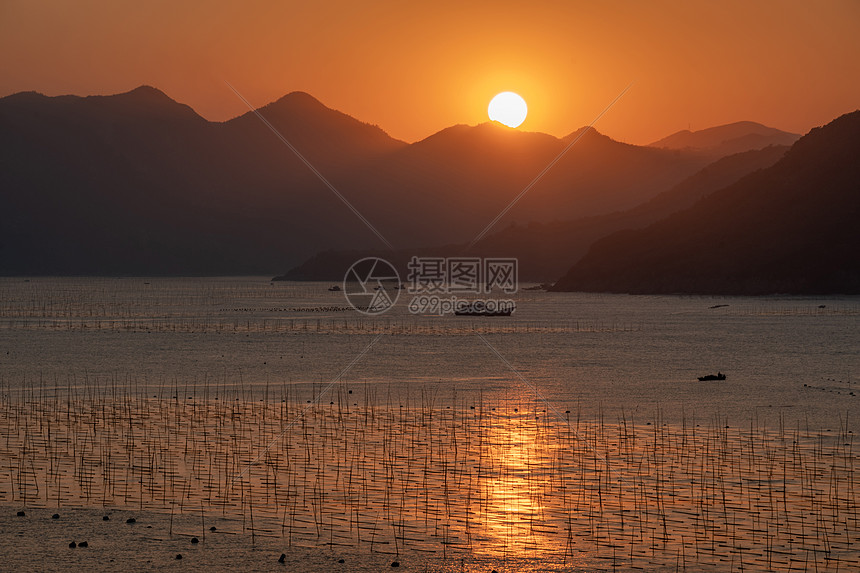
left=2, top=277, right=860, bottom=572
left=1, top=277, right=858, bottom=430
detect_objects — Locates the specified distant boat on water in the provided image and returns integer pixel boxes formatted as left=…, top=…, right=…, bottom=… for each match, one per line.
left=698, top=372, right=726, bottom=381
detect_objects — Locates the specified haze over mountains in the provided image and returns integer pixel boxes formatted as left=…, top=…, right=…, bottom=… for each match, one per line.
left=279, top=144, right=789, bottom=282
left=552, top=111, right=860, bottom=294
left=354, top=122, right=708, bottom=245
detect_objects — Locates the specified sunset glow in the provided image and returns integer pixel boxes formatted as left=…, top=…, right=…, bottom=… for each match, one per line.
left=1, top=1, right=858, bottom=142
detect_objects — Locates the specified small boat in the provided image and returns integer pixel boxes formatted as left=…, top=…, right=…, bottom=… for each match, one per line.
left=454, top=302, right=515, bottom=317
left=328, top=285, right=341, bottom=292
left=697, top=372, right=726, bottom=381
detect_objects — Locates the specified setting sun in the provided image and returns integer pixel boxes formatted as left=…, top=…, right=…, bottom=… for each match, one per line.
left=488, top=92, right=528, bottom=128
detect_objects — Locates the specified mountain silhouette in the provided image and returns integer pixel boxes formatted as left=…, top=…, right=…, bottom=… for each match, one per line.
left=0, top=86, right=788, bottom=276
left=0, top=87, right=400, bottom=274
left=650, top=121, right=799, bottom=158
left=552, top=111, right=860, bottom=294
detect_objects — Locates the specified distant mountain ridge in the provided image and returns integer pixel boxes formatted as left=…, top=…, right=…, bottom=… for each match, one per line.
left=650, top=121, right=800, bottom=158
left=0, top=86, right=801, bottom=276
left=552, top=111, right=860, bottom=294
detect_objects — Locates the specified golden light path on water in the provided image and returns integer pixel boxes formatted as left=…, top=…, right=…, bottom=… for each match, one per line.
left=2, top=382, right=859, bottom=571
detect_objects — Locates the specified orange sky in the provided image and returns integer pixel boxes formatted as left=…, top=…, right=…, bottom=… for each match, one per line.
left=1, top=0, right=858, bottom=144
